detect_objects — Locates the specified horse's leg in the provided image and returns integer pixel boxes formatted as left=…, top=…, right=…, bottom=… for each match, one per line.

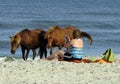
left=39, top=42, right=47, bottom=59
left=38, top=48, right=40, bottom=56
left=44, top=48, right=47, bottom=58
left=50, top=47, right=54, bottom=55
left=59, top=45, right=62, bottom=50
left=21, top=47, right=25, bottom=60
left=39, top=47, right=43, bottom=59
left=40, top=47, right=47, bottom=59
left=32, top=49, right=36, bottom=60
left=38, top=46, right=44, bottom=59
left=25, top=49, right=30, bottom=60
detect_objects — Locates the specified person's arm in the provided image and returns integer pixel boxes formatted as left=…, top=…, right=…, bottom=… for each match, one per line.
left=64, top=35, right=71, bottom=48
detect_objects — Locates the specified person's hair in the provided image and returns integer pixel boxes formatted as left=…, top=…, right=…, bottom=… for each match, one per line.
left=73, top=29, right=81, bottom=39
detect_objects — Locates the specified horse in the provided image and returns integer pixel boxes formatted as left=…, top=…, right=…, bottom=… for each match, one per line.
left=44, top=26, right=93, bottom=54
left=10, top=28, right=47, bottom=60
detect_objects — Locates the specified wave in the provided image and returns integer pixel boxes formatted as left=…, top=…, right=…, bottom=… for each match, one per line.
left=69, top=10, right=120, bottom=16
left=0, top=22, right=13, bottom=29
left=0, top=17, right=119, bottom=30
left=0, top=22, right=23, bottom=29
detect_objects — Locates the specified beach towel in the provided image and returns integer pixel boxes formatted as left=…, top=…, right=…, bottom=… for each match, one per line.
left=58, top=48, right=115, bottom=63
left=58, top=58, right=91, bottom=63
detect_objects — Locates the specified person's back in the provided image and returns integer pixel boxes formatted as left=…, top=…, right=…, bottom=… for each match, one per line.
left=68, top=29, right=83, bottom=59
left=70, top=38, right=83, bottom=48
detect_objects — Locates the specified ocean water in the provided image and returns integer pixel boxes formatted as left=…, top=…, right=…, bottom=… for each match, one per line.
left=0, top=0, right=120, bottom=58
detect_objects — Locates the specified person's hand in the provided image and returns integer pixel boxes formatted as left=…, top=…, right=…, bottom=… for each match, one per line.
left=58, top=55, right=64, bottom=61
left=65, top=35, right=70, bottom=42
left=64, top=35, right=71, bottom=49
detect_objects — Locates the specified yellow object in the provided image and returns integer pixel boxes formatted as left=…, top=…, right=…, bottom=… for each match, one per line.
left=102, top=48, right=114, bottom=62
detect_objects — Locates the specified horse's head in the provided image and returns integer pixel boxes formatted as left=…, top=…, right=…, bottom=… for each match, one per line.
left=10, top=34, right=21, bottom=54
left=45, top=32, right=54, bottom=48
left=44, top=26, right=58, bottom=48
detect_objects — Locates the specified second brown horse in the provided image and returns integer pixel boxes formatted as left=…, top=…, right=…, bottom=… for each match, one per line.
left=10, top=28, right=47, bottom=60
left=45, top=26, right=93, bottom=54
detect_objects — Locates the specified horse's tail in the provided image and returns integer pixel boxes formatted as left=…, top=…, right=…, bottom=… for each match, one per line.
left=38, top=31, right=48, bottom=57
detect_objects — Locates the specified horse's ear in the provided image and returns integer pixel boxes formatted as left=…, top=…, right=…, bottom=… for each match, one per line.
left=48, top=35, right=50, bottom=37
left=9, top=36, right=14, bottom=38
left=9, top=36, right=12, bottom=38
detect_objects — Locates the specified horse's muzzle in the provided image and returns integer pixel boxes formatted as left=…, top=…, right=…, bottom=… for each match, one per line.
left=11, top=50, right=15, bottom=54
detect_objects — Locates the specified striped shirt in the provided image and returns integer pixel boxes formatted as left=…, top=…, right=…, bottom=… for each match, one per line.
left=69, top=46, right=83, bottom=59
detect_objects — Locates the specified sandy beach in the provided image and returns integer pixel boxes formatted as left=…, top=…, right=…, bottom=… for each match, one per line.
left=0, top=55, right=120, bottom=84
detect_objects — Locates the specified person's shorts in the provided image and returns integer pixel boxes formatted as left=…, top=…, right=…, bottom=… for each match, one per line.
left=64, top=53, right=82, bottom=61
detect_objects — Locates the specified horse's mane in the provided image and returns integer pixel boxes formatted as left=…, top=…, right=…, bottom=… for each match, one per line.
left=20, top=29, right=30, bottom=33
left=48, top=26, right=60, bottom=32
left=45, top=26, right=60, bottom=38
left=12, top=29, right=31, bottom=39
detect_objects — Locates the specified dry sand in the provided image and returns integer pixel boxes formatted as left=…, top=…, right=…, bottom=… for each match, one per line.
left=0, top=55, right=120, bottom=84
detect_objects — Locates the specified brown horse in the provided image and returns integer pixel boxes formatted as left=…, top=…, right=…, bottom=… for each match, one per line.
left=45, top=26, right=93, bottom=54
left=10, top=28, right=47, bottom=60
